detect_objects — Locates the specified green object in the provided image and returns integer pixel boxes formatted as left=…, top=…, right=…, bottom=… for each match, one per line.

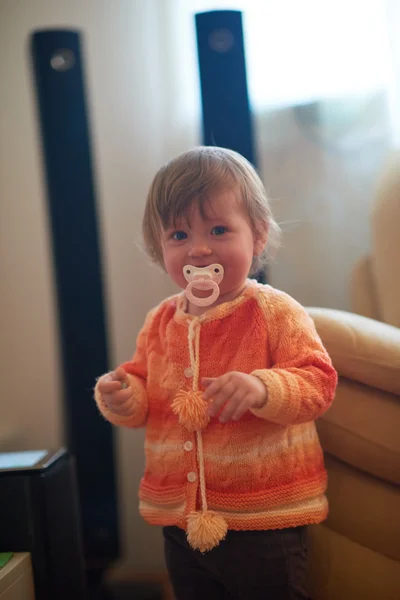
left=0, top=552, right=13, bottom=568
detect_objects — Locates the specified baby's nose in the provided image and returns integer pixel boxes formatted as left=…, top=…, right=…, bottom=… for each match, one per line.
left=188, top=244, right=212, bottom=258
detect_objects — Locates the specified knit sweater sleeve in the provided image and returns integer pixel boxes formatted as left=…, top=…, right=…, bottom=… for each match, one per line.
left=94, top=308, right=155, bottom=428
left=250, top=289, right=337, bottom=425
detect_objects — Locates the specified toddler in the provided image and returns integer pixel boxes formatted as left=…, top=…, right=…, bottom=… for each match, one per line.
left=95, top=147, right=337, bottom=599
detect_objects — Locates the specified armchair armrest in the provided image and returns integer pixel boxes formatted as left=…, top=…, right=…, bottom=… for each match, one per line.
left=306, top=307, right=400, bottom=396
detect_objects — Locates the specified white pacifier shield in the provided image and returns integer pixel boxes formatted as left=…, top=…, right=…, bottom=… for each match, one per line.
left=183, top=264, right=224, bottom=307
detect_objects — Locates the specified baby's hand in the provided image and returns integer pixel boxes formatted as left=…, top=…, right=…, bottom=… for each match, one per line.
left=97, top=367, right=133, bottom=416
left=202, top=372, right=267, bottom=423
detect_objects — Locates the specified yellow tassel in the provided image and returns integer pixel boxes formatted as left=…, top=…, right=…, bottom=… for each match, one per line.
left=171, top=390, right=211, bottom=431
left=187, top=511, right=228, bottom=553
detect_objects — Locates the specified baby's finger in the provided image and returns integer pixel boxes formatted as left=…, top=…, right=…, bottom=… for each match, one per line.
left=104, top=389, right=133, bottom=415
left=110, top=388, right=132, bottom=405
left=98, top=379, right=121, bottom=394
left=219, top=390, right=245, bottom=423
left=112, top=367, right=127, bottom=382
left=201, top=377, right=215, bottom=388
left=231, top=396, right=251, bottom=422
left=203, top=374, right=230, bottom=401
left=208, top=381, right=236, bottom=417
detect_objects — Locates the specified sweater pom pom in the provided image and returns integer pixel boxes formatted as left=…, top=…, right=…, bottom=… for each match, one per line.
left=187, top=511, right=228, bottom=553
left=171, top=390, right=210, bottom=431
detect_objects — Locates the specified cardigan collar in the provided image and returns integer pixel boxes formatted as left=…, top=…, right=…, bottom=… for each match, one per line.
left=173, top=278, right=265, bottom=325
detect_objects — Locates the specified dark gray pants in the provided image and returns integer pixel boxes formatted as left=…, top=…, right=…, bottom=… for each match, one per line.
left=163, top=525, right=310, bottom=600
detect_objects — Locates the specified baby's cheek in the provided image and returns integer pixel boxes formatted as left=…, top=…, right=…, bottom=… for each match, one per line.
left=165, top=262, right=186, bottom=290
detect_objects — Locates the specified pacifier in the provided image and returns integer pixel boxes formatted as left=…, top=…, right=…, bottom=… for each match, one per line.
left=183, top=264, right=224, bottom=307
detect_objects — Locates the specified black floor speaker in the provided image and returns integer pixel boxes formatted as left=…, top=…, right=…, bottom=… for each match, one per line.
left=30, top=30, right=119, bottom=570
left=195, top=10, right=266, bottom=283
left=195, top=10, right=256, bottom=166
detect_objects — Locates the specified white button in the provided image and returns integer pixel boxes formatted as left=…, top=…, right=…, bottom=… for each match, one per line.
left=184, top=367, right=193, bottom=378
left=184, top=441, right=193, bottom=452
left=187, top=471, right=197, bottom=483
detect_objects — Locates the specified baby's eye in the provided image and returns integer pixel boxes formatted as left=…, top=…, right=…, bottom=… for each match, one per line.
left=211, top=226, right=228, bottom=236
left=172, top=231, right=187, bottom=241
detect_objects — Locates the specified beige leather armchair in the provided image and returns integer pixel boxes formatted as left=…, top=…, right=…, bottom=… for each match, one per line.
left=305, top=154, right=400, bottom=600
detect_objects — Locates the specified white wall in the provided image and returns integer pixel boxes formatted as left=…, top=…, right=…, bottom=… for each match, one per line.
left=0, top=0, right=190, bottom=572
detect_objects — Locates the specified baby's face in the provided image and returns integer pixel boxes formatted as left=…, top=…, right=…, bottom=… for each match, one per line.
left=161, top=188, right=264, bottom=308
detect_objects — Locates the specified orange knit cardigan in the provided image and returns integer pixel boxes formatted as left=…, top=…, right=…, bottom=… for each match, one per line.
left=95, top=280, right=337, bottom=551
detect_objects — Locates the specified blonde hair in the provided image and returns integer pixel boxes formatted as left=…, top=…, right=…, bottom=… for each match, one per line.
left=143, top=146, right=281, bottom=275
